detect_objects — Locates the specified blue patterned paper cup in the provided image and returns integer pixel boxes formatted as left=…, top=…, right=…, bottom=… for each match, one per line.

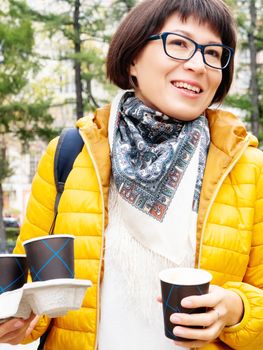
left=0, top=254, right=28, bottom=294
left=23, top=235, right=75, bottom=282
left=159, top=267, right=212, bottom=341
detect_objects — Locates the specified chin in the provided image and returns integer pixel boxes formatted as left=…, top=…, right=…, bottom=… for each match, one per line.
left=164, top=109, right=201, bottom=121
left=159, top=102, right=204, bottom=121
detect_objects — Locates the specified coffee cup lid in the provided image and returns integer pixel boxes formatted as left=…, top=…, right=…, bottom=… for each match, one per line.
left=0, top=254, right=26, bottom=258
left=159, top=267, right=212, bottom=285
left=22, top=234, right=75, bottom=246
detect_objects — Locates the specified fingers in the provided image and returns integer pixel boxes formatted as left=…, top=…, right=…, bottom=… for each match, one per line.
left=181, top=285, right=222, bottom=309
left=212, top=308, right=220, bottom=322
left=25, top=315, right=40, bottom=338
left=4, top=324, right=30, bottom=345
left=157, top=296, right=162, bottom=303
left=0, top=318, right=25, bottom=337
left=165, top=285, right=241, bottom=346
left=0, top=320, right=26, bottom=344
left=0, top=314, right=36, bottom=345
left=172, top=322, right=222, bottom=343
left=170, top=309, right=219, bottom=328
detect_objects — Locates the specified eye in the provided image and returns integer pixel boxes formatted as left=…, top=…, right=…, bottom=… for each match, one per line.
left=205, top=47, right=221, bottom=59
left=166, top=36, right=189, bottom=48
left=171, top=39, right=186, bottom=47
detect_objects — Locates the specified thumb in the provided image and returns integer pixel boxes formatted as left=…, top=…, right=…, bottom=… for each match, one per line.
left=25, top=315, right=39, bottom=338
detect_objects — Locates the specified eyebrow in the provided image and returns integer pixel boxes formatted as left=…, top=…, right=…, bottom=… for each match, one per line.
left=168, top=29, right=222, bottom=45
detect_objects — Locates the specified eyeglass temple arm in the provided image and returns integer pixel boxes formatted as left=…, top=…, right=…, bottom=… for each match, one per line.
left=147, top=34, right=161, bottom=41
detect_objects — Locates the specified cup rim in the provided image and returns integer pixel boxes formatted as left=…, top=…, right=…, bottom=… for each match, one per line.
left=22, top=234, right=75, bottom=246
left=159, top=267, right=212, bottom=286
left=0, top=254, right=27, bottom=258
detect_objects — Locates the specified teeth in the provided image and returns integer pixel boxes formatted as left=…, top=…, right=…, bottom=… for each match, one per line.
left=174, top=82, right=201, bottom=93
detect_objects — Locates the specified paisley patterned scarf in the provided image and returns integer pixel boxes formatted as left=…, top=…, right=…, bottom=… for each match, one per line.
left=111, top=91, right=210, bottom=222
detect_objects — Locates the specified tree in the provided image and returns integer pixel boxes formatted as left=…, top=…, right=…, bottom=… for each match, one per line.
left=21, top=0, right=138, bottom=120
left=110, top=0, right=137, bottom=21
left=0, top=0, right=56, bottom=250
left=225, top=0, right=263, bottom=140
left=23, top=0, right=109, bottom=119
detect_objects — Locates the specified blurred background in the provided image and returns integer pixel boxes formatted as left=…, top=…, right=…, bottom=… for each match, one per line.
left=0, top=0, right=262, bottom=348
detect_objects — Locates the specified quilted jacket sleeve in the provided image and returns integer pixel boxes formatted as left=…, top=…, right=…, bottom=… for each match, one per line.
left=219, top=155, right=263, bottom=349
left=13, top=137, right=59, bottom=341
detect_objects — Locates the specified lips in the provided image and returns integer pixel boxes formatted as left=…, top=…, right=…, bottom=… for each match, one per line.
left=171, top=81, right=203, bottom=94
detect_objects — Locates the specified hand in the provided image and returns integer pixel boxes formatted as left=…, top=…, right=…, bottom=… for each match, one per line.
left=0, top=314, right=38, bottom=345
left=169, top=285, right=244, bottom=348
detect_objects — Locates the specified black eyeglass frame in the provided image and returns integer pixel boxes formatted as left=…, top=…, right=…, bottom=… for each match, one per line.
left=148, top=32, right=234, bottom=70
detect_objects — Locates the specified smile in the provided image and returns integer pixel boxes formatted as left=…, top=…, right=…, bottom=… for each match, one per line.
left=172, top=81, right=202, bottom=94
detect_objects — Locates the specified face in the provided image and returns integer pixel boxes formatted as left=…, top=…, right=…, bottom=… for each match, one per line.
left=130, top=13, right=223, bottom=121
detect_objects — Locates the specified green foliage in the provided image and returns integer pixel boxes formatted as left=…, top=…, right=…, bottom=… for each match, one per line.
left=224, top=0, right=263, bottom=140
left=23, top=1, right=109, bottom=115
left=225, top=93, right=252, bottom=111
left=5, top=226, right=19, bottom=240
left=0, top=100, right=58, bottom=145
left=110, top=0, right=137, bottom=22
left=21, top=0, right=137, bottom=116
left=0, top=2, right=37, bottom=97
left=0, top=154, right=13, bottom=182
left=0, top=0, right=56, bottom=182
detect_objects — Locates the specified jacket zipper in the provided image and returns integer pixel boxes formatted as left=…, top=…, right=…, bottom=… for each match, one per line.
left=197, top=134, right=251, bottom=267
left=79, top=130, right=105, bottom=350
left=192, top=135, right=250, bottom=350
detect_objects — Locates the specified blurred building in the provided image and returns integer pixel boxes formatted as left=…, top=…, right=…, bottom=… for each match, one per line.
left=3, top=0, right=112, bottom=223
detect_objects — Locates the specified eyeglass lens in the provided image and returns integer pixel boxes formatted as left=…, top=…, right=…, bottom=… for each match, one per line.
left=165, top=34, right=231, bottom=69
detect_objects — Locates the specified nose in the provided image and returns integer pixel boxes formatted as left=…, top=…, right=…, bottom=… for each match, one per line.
left=183, top=50, right=206, bottom=72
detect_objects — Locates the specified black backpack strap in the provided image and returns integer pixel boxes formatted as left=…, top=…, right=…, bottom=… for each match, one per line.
left=38, top=128, right=84, bottom=349
left=49, top=127, right=84, bottom=235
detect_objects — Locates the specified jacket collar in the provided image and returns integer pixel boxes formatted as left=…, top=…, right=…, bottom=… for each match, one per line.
left=76, top=106, right=112, bottom=229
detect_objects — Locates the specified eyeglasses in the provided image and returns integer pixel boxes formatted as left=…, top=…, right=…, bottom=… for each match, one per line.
left=148, top=32, right=234, bottom=70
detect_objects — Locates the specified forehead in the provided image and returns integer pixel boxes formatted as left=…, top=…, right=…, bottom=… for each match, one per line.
left=159, top=12, right=222, bottom=43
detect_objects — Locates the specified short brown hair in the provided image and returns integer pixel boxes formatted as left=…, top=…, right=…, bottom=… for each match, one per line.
left=107, top=0, right=237, bottom=105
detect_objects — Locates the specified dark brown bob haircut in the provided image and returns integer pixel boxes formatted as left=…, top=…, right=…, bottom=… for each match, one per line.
left=107, top=0, right=237, bottom=105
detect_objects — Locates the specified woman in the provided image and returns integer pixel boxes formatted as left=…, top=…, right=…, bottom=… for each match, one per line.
left=1, top=0, right=262, bottom=349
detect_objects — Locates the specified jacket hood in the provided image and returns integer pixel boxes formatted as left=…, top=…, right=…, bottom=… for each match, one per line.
left=206, top=109, right=257, bottom=157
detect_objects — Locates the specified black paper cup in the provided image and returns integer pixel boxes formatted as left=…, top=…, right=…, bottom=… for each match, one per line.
left=0, top=254, right=28, bottom=294
left=23, top=235, right=75, bottom=282
left=159, top=267, right=212, bottom=341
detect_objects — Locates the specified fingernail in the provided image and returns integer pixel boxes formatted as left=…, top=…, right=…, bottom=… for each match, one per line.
left=181, top=299, right=192, bottom=307
left=170, top=315, right=180, bottom=323
left=173, top=326, right=182, bottom=335
left=14, top=320, right=24, bottom=328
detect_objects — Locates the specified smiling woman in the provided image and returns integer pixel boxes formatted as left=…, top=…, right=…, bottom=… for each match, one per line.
left=1, top=1, right=263, bottom=350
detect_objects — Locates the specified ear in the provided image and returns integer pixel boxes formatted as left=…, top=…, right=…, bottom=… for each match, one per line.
left=129, top=60, right=137, bottom=78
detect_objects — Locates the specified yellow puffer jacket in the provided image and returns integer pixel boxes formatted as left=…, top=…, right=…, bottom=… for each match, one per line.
left=14, top=105, right=263, bottom=350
